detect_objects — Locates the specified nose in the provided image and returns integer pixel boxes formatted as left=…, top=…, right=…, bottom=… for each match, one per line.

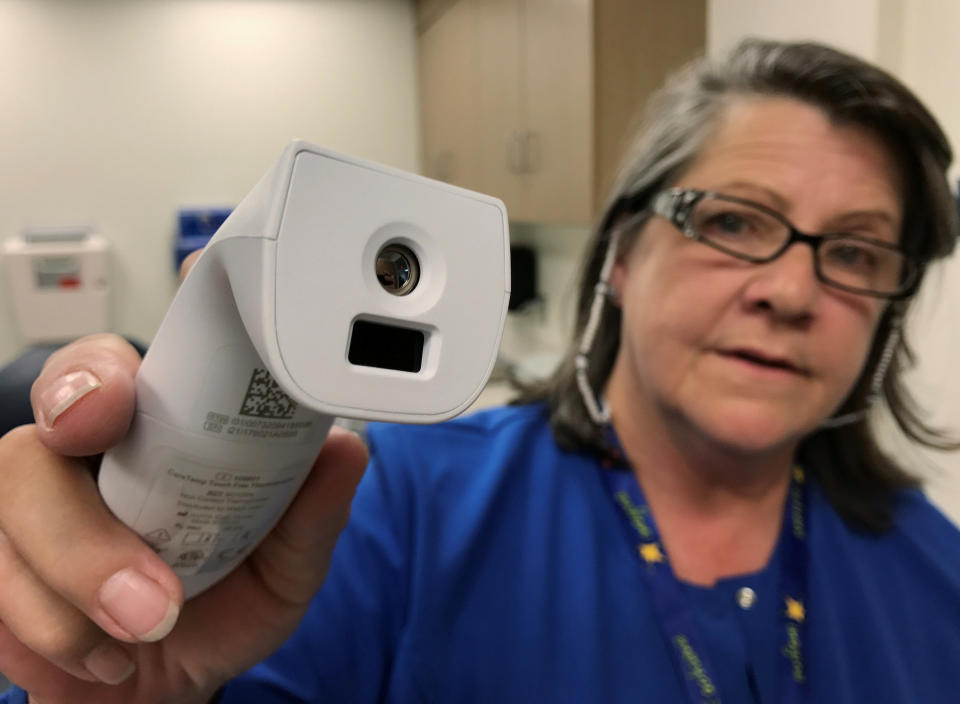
left=742, top=242, right=820, bottom=321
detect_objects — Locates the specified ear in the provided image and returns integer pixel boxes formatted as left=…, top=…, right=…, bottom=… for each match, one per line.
left=602, top=212, right=642, bottom=309
left=608, top=259, right=626, bottom=308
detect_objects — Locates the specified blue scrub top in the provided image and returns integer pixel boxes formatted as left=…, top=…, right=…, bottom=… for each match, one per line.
left=5, top=403, right=960, bottom=702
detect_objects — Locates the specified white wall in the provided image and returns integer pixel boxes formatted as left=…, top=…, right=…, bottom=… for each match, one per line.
left=707, top=0, right=881, bottom=64
left=707, top=0, right=960, bottom=523
left=891, top=0, right=960, bottom=521
left=0, top=0, right=420, bottom=365
left=707, top=0, right=912, bottom=77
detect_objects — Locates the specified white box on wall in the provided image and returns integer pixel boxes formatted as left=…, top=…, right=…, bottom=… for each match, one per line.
left=1, top=227, right=111, bottom=344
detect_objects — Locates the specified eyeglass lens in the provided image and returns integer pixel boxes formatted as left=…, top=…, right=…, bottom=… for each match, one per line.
left=688, top=195, right=908, bottom=294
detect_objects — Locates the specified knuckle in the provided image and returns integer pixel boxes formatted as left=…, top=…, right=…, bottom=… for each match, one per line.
left=0, top=531, right=97, bottom=665
left=83, top=333, right=141, bottom=365
left=40, top=333, right=140, bottom=377
left=0, top=527, right=19, bottom=573
left=0, top=424, right=39, bottom=452
left=22, top=619, right=91, bottom=663
left=179, top=248, right=203, bottom=282
left=0, top=425, right=59, bottom=506
left=0, top=425, right=40, bottom=476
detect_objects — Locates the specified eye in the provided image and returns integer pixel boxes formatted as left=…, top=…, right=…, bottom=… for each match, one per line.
left=824, top=241, right=880, bottom=272
left=687, top=196, right=784, bottom=253
left=697, top=210, right=767, bottom=240
left=708, top=212, right=750, bottom=235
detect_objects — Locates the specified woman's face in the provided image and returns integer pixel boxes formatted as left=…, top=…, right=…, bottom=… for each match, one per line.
left=608, top=97, right=902, bottom=456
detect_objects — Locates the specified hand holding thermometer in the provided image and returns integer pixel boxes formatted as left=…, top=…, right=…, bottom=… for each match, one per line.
left=98, top=141, right=510, bottom=598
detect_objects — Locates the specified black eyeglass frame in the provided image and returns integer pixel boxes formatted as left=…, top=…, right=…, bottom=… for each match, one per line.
left=648, top=188, right=920, bottom=300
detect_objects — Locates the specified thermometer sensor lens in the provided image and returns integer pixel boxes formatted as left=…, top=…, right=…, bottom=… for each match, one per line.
left=376, top=244, right=419, bottom=295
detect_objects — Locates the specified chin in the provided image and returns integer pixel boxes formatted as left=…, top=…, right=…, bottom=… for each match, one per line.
left=680, top=400, right=815, bottom=457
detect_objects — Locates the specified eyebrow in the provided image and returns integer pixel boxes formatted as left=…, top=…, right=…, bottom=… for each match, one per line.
left=714, top=181, right=790, bottom=210
left=714, top=181, right=900, bottom=229
left=827, top=210, right=900, bottom=229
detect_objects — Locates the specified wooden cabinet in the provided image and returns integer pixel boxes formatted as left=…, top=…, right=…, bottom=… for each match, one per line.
left=417, top=0, right=706, bottom=225
left=418, top=0, right=484, bottom=189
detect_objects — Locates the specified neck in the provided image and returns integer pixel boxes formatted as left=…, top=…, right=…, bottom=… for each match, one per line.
left=604, top=366, right=795, bottom=586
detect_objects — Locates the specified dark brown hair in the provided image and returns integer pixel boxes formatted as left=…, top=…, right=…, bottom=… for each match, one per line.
left=516, top=39, right=960, bottom=532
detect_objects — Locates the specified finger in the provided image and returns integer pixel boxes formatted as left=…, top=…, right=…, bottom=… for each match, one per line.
left=0, top=529, right=134, bottom=685
left=0, top=624, right=116, bottom=703
left=0, top=426, right=183, bottom=646
left=179, top=248, right=203, bottom=283
left=29, top=333, right=142, bottom=457
left=247, top=426, right=369, bottom=605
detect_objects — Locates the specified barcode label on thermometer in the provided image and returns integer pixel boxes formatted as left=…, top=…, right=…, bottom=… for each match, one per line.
left=196, top=363, right=315, bottom=443
left=240, top=368, right=298, bottom=419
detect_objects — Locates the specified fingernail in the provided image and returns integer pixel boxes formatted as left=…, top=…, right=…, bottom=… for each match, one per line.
left=83, top=641, right=136, bottom=685
left=98, top=569, right=179, bottom=642
left=38, top=370, right=102, bottom=428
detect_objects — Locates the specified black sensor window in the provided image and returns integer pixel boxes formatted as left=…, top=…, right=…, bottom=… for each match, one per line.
left=348, top=319, right=424, bottom=373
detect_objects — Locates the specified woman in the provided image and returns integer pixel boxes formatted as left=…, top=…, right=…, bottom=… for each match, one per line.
left=0, top=40, right=958, bottom=703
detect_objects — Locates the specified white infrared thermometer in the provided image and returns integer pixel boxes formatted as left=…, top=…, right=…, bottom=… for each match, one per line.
left=98, top=141, right=510, bottom=598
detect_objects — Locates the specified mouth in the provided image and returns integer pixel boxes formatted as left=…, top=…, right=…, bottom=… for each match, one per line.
left=716, top=348, right=808, bottom=376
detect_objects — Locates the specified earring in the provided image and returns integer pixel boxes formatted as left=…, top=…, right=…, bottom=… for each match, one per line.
left=820, top=313, right=903, bottom=429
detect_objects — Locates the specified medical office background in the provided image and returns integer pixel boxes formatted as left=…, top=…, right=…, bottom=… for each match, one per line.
left=1, top=0, right=959, bottom=529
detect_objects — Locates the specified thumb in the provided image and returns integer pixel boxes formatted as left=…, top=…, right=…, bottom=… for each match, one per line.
left=248, top=426, right=369, bottom=605
left=30, top=334, right=143, bottom=457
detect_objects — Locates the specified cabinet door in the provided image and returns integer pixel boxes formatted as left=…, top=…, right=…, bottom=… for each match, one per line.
left=419, top=0, right=483, bottom=191
left=593, top=0, right=706, bottom=208
left=475, top=0, right=524, bottom=208
left=521, top=0, right=592, bottom=224
left=419, top=0, right=593, bottom=224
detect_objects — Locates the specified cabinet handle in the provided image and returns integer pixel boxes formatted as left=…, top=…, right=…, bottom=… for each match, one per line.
left=507, top=130, right=527, bottom=174
left=522, top=130, right=539, bottom=174
left=508, top=130, right=539, bottom=174
left=507, top=132, right=521, bottom=174
left=433, top=150, right=454, bottom=182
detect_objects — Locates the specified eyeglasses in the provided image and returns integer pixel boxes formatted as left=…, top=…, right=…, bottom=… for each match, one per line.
left=649, top=188, right=920, bottom=299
